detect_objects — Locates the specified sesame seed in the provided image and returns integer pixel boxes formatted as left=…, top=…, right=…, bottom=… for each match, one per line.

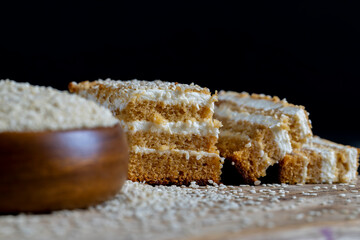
left=1, top=178, right=359, bottom=239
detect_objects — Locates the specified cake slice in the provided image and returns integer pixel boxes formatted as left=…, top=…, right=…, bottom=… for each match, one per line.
left=217, top=91, right=312, bottom=148
left=215, top=91, right=312, bottom=184
left=279, top=136, right=359, bottom=184
left=69, top=79, right=223, bottom=185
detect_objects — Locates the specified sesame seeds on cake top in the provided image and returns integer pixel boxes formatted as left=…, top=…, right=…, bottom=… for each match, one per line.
left=69, top=79, right=223, bottom=185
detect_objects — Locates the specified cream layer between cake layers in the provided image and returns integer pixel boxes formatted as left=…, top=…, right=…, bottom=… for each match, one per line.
left=217, top=91, right=312, bottom=148
left=279, top=136, right=359, bottom=184
left=310, top=136, right=358, bottom=183
left=119, top=120, right=219, bottom=136
left=215, top=106, right=292, bottom=158
left=69, top=79, right=222, bottom=185
left=215, top=90, right=314, bottom=183
left=214, top=104, right=293, bottom=183
left=77, top=80, right=214, bottom=113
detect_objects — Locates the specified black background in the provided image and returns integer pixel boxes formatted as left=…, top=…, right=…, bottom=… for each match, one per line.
left=0, top=1, right=359, bottom=146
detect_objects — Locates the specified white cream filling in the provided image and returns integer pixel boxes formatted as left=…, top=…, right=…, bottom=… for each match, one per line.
left=219, top=93, right=283, bottom=111
left=215, top=106, right=283, bottom=128
left=219, top=93, right=312, bottom=139
left=304, top=146, right=338, bottom=183
left=216, top=107, right=292, bottom=158
left=344, top=148, right=359, bottom=181
left=311, top=136, right=358, bottom=182
left=131, top=146, right=219, bottom=160
left=319, top=150, right=338, bottom=183
left=119, top=120, right=219, bottom=136
left=80, top=88, right=213, bottom=113
left=272, top=127, right=293, bottom=157
left=301, top=162, right=309, bottom=184
left=291, top=109, right=312, bottom=140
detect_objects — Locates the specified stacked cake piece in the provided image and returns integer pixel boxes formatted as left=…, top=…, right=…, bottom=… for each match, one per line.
left=215, top=91, right=359, bottom=184
left=68, top=79, right=358, bottom=185
left=69, top=79, right=223, bottom=185
left=280, top=136, right=359, bottom=184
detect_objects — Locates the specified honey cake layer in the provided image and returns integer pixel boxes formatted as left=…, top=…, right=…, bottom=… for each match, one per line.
left=127, top=132, right=219, bottom=153
left=128, top=149, right=222, bottom=185
left=120, top=119, right=220, bottom=152
left=279, top=139, right=357, bottom=184
left=310, top=136, right=359, bottom=183
left=217, top=134, right=278, bottom=183
left=279, top=151, right=309, bottom=184
left=279, top=147, right=341, bottom=184
left=116, top=100, right=214, bottom=122
left=215, top=106, right=292, bottom=160
left=217, top=91, right=312, bottom=148
left=302, top=147, right=338, bottom=183
left=69, top=79, right=217, bottom=122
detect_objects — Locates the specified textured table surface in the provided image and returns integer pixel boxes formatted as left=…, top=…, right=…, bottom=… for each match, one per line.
left=1, top=177, right=360, bottom=240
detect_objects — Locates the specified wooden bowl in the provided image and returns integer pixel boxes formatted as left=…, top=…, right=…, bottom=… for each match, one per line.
left=0, top=124, right=128, bottom=214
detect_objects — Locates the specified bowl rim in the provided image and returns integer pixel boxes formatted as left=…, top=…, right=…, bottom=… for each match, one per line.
left=0, top=123, right=123, bottom=135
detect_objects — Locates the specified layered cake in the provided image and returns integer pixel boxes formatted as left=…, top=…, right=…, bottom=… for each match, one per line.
left=215, top=91, right=312, bottom=183
left=280, top=136, right=359, bottom=184
left=69, top=79, right=223, bottom=185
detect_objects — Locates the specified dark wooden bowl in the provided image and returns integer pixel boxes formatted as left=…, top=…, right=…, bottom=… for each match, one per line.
left=0, top=124, right=128, bottom=214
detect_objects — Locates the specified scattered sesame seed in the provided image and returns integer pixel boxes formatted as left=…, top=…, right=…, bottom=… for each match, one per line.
left=0, top=178, right=359, bottom=239
left=295, top=213, right=304, bottom=220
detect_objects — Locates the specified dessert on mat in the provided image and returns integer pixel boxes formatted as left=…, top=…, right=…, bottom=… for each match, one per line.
left=214, top=91, right=312, bottom=183
left=69, top=79, right=223, bottom=185
left=279, top=136, right=359, bottom=184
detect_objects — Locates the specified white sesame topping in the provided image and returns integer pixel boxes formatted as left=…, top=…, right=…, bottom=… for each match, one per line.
left=245, top=142, right=252, bottom=148
left=254, top=180, right=261, bottom=186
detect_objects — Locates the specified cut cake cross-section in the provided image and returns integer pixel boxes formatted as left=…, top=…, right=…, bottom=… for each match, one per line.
left=69, top=79, right=223, bottom=185
left=215, top=91, right=312, bottom=184
left=279, top=136, right=359, bottom=184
